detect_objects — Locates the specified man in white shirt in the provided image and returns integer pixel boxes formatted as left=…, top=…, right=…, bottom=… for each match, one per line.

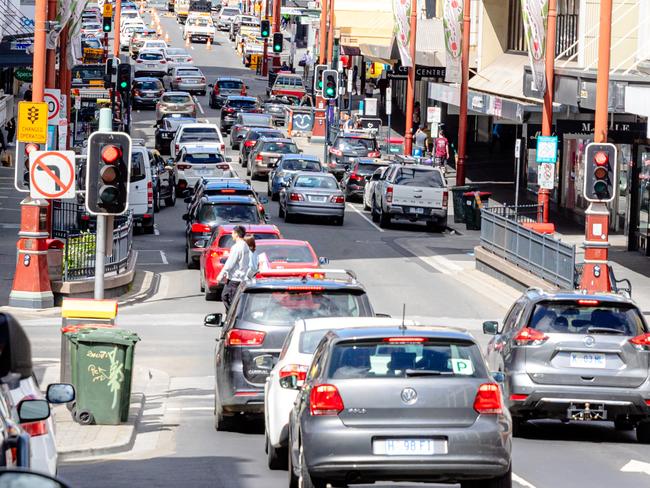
left=217, top=225, right=251, bottom=312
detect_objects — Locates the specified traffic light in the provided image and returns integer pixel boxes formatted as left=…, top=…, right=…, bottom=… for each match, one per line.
left=313, top=64, right=327, bottom=94
left=102, top=16, right=112, bottom=33
left=272, top=33, right=283, bottom=53
left=584, top=142, right=617, bottom=203
left=322, top=69, right=339, bottom=100
left=117, top=63, right=131, bottom=93
left=86, top=132, right=132, bottom=215
left=13, top=142, right=41, bottom=192
left=105, top=57, right=118, bottom=89
left=260, top=20, right=270, bottom=38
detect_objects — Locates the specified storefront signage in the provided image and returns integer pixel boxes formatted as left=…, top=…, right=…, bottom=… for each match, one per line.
left=536, top=135, right=558, bottom=163
left=386, top=65, right=446, bottom=81
left=14, top=67, right=33, bottom=82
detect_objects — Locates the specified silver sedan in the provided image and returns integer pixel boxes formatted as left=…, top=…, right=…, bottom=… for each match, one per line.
left=170, top=66, right=207, bottom=95
left=278, top=172, right=345, bottom=225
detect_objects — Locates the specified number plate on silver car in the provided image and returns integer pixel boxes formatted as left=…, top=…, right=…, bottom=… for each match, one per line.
left=373, top=438, right=447, bottom=456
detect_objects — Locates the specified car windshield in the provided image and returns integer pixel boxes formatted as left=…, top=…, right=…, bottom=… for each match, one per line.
left=131, top=151, right=146, bottom=183
left=218, top=233, right=279, bottom=248
left=282, top=159, right=321, bottom=172
left=242, top=291, right=364, bottom=325
left=250, top=130, right=283, bottom=141
left=179, top=128, right=219, bottom=141
left=261, top=142, right=298, bottom=154
left=394, top=168, right=444, bottom=187
left=357, top=163, right=386, bottom=175
left=140, top=52, right=163, bottom=60
left=276, top=77, right=303, bottom=87
left=529, top=301, right=646, bottom=335
left=184, top=152, right=225, bottom=164
left=222, top=8, right=240, bottom=15
left=294, top=176, right=337, bottom=189
left=178, top=69, right=202, bottom=77
left=219, top=80, right=243, bottom=89
left=335, top=137, right=376, bottom=151
left=257, top=243, right=314, bottom=263
left=162, top=95, right=191, bottom=103
left=136, top=80, right=162, bottom=90
left=198, top=204, right=260, bottom=224
left=327, top=340, right=486, bottom=379
left=228, top=99, right=257, bottom=108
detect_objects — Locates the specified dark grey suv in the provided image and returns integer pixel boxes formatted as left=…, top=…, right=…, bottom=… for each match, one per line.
left=203, top=271, right=375, bottom=431
left=484, top=288, right=650, bottom=442
left=287, top=326, right=512, bottom=488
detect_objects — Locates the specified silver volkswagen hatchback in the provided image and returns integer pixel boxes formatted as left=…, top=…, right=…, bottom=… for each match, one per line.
left=287, top=326, right=512, bottom=488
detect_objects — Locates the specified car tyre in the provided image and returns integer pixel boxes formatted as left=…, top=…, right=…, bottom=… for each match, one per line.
left=288, top=439, right=299, bottom=488
left=334, top=216, right=344, bottom=226
left=266, top=432, right=287, bottom=470
left=461, top=465, right=512, bottom=488
left=363, top=197, right=371, bottom=211
left=636, top=420, right=650, bottom=443
left=379, top=207, right=391, bottom=228
left=153, top=188, right=161, bottom=212
left=371, top=200, right=379, bottom=222
left=165, top=187, right=176, bottom=207
left=209, top=97, right=216, bottom=109
left=299, top=442, right=327, bottom=488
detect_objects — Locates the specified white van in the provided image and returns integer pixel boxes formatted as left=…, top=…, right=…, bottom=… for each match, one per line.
left=130, top=143, right=155, bottom=234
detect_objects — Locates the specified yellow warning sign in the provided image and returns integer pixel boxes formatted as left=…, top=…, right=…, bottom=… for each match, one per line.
left=17, top=101, right=48, bottom=144
left=103, top=3, right=113, bottom=17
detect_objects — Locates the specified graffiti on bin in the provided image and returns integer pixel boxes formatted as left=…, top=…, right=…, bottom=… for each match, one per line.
left=87, top=347, right=125, bottom=409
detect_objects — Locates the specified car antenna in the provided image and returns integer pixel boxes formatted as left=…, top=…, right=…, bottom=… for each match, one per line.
left=400, top=304, right=407, bottom=331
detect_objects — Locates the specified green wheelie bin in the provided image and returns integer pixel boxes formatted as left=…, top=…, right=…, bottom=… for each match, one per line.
left=68, top=328, right=140, bottom=425
left=463, top=191, right=492, bottom=230
left=451, top=185, right=478, bottom=223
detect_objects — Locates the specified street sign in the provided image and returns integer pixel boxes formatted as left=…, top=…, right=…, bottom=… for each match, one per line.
left=536, top=135, right=558, bottom=163
left=17, top=101, right=48, bottom=143
left=538, top=162, right=555, bottom=190
left=427, top=106, right=441, bottom=124
left=103, top=3, right=113, bottom=17
left=364, top=98, right=378, bottom=116
left=44, top=89, right=61, bottom=125
left=29, top=151, right=76, bottom=199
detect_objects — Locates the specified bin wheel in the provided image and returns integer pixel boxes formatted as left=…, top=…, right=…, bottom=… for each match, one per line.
left=75, top=409, right=94, bottom=425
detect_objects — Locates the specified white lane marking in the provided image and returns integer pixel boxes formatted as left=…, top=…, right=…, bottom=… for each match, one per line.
left=512, top=473, right=537, bottom=488
left=621, top=460, right=650, bottom=475
left=160, top=250, right=169, bottom=265
left=166, top=407, right=214, bottom=412
left=346, top=203, right=384, bottom=233
left=193, top=96, right=205, bottom=115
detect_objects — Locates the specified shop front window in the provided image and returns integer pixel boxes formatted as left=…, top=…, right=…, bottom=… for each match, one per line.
left=638, top=149, right=650, bottom=241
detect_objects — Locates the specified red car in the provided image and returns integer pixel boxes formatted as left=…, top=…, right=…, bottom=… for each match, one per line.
left=255, top=239, right=326, bottom=272
left=199, top=224, right=282, bottom=300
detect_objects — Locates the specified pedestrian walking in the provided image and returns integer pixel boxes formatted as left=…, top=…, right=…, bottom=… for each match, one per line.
left=412, top=102, right=421, bottom=134
left=217, top=226, right=251, bottom=313
left=244, top=234, right=258, bottom=280
left=413, top=126, right=428, bottom=157
left=6, top=118, right=15, bottom=145
left=352, top=65, right=359, bottom=95
left=434, top=129, right=450, bottom=170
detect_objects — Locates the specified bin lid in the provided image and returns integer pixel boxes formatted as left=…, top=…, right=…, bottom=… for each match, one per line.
left=68, top=328, right=140, bottom=346
left=61, top=298, right=118, bottom=320
left=463, top=191, right=492, bottom=197
left=61, top=324, right=114, bottom=334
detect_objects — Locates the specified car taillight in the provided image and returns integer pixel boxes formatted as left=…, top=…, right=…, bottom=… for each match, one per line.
left=175, top=77, right=182, bottom=81
left=513, top=327, right=548, bottom=346
left=289, top=193, right=304, bottom=201
left=191, top=223, right=211, bottom=233
left=258, top=204, right=265, bottom=213
left=187, top=57, right=193, bottom=62
left=223, top=107, right=235, bottom=113
left=21, top=420, right=48, bottom=437
left=383, top=337, right=426, bottom=343
left=310, top=384, right=344, bottom=416
left=244, top=140, right=255, bottom=147
left=221, top=143, right=226, bottom=153
left=473, top=384, right=503, bottom=415
left=386, top=186, right=393, bottom=203
left=200, top=77, right=206, bottom=82
left=329, top=148, right=343, bottom=157
left=160, top=59, right=167, bottom=64
left=175, top=144, right=179, bottom=151
left=367, top=151, right=380, bottom=157
left=217, top=163, right=230, bottom=170
left=240, top=87, right=246, bottom=95
left=177, top=163, right=191, bottom=170
left=147, top=181, right=153, bottom=206
left=630, top=333, right=650, bottom=351
left=255, top=154, right=264, bottom=161
left=442, top=190, right=449, bottom=207
left=226, top=329, right=266, bottom=346
left=330, top=195, right=345, bottom=204
left=349, top=172, right=363, bottom=182
left=213, top=85, right=220, bottom=95
left=133, top=89, right=141, bottom=96
left=510, top=394, right=528, bottom=402
left=279, top=364, right=308, bottom=387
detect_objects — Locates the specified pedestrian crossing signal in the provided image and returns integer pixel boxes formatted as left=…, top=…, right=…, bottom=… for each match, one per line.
left=273, top=33, right=283, bottom=53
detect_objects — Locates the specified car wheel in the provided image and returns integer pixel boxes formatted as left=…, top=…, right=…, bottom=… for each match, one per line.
left=614, top=416, right=635, bottom=431
left=278, top=203, right=285, bottom=218
left=363, top=196, right=370, bottom=211
left=266, top=431, right=288, bottom=470
left=267, top=182, right=272, bottom=197
left=511, top=416, right=525, bottom=437
left=461, top=465, right=512, bottom=488
left=426, top=220, right=445, bottom=233
left=636, top=420, right=650, bottom=443
left=371, top=200, right=379, bottom=222
left=299, top=442, right=327, bottom=488
left=209, top=97, right=216, bottom=109
left=288, top=436, right=299, bottom=488
left=165, top=187, right=176, bottom=207
left=153, top=190, right=160, bottom=212
left=284, top=210, right=292, bottom=223
left=379, top=207, right=391, bottom=228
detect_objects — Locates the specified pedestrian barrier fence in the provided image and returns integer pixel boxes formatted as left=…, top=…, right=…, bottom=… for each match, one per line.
left=480, top=204, right=576, bottom=289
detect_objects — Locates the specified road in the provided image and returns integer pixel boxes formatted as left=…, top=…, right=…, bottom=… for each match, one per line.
left=13, top=10, right=650, bottom=488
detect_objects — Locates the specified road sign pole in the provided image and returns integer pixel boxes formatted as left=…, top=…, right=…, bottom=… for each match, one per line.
left=94, top=108, right=113, bottom=299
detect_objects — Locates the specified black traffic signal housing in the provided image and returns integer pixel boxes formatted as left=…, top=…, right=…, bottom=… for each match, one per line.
left=104, top=58, right=118, bottom=89
left=260, top=20, right=270, bottom=38
left=13, top=142, right=41, bottom=192
left=86, top=132, right=132, bottom=215
left=102, top=15, right=112, bottom=33
left=584, top=142, right=617, bottom=203
left=322, top=69, right=339, bottom=100
left=117, top=63, right=131, bottom=94
left=313, top=64, right=327, bottom=94
left=272, top=33, right=283, bottom=53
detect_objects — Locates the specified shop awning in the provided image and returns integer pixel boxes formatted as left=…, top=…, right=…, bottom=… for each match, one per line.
left=0, top=36, right=33, bottom=68
left=336, top=9, right=394, bottom=51
left=468, top=53, right=541, bottom=103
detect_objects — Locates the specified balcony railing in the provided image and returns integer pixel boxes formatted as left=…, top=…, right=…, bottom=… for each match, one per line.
left=555, top=13, right=578, bottom=59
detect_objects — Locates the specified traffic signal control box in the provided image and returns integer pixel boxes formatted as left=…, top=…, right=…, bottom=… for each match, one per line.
left=86, top=132, right=132, bottom=216
left=584, top=142, right=617, bottom=203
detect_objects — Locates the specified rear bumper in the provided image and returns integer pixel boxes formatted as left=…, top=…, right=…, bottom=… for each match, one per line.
left=287, top=203, right=345, bottom=217
left=173, top=83, right=206, bottom=92
left=302, top=416, right=511, bottom=483
left=344, top=183, right=365, bottom=196
left=252, top=163, right=272, bottom=176
left=388, top=205, right=448, bottom=222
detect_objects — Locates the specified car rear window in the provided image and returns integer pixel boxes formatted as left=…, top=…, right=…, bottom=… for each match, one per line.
left=257, top=243, right=314, bottom=264
left=146, top=41, right=167, bottom=49
left=218, top=233, right=279, bottom=247
left=184, top=152, right=225, bottom=164
left=242, top=290, right=365, bottom=325
left=276, top=77, right=303, bottom=87
left=162, top=94, right=191, bottom=103
left=135, top=80, right=162, bottom=90
left=72, top=66, right=103, bottom=80
left=327, top=339, right=487, bottom=379
left=335, top=137, right=376, bottom=151
left=394, top=168, right=444, bottom=187
left=177, top=69, right=202, bottom=76
left=357, top=163, right=386, bottom=174
left=198, top=203, right=260, bottom=224
left=241, top=115, right=272, bottom=126
left=228, top=99, right=258, bottom=108
left=180, top=128, right=219, bottom=141
left=261, top=142, right=298, bottom=154
left=282, top=159, right=321, bottom=172
left=140, top=52, right=163, bottom=60
left=294, top=176, right=337, bottom=189
left=219, top=80, right=244, bottom=89
left=528, top=301, right=646, bottom=336
left=131, top=151, right=147, bottom=183
left=222, top=8, right=240, bottom=15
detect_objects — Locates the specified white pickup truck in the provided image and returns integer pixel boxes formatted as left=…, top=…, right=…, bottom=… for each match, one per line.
left=371, top=163, right=448, bottom=231
left=183, top=14, right=215, bottom=43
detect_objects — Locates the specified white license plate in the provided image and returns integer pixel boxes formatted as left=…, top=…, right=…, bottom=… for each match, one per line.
left=146, top=64, right=157, bottom=68
left=373, top=438, right=447, bottom=456
left=412, top=207, right=425, bottom=214
left=569, top=352, right=606, bottom=369
left=309, top=196, right=327, bottom=203
left=195, top=169, right=213, bottom=175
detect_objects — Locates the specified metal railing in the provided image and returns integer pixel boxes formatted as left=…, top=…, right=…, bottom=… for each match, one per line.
left=555, top=13, right=579, bottom=58
left=480, top=205, right=576, bottom=289
left=485, top=204, right=543, bottom=224
left=51, top=200, right=88, bottom=238
left=61, top=213, right=133, bottom=282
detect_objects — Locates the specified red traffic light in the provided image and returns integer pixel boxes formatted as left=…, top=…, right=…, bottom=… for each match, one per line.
left=101, top=145, right=122, bottom=164
left=594, top=151, right=609, bottom=166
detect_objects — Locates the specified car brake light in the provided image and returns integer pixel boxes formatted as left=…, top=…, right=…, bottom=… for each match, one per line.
left=133, top=90, right=141, bottom=96
left=349, top=172, right=363, bottom=182
left=279, top=364, right=308, bottom=386
left=442, top=190, right=449, bottom=207
left=175, top=77, right=182, bottom=81
left=136, top=59, right=143, bottom=63
left=329, top=148, right=343, bottom=157
left=177, top=163, right=191, bottom=170
left=330, top=195, right=345, bottom=204
left=474, top=384, right=503, bottom=414
left=147, top=181, right=153, bottom=206
left=191, top=223, right=211, bottom=233
left=285, top=285, right=325, bottom=291
left=384, top=337, right=426, bottom=343
left=240, top=87, right=246, bottom=95
left=160, top=60, right=167, bottom=64
left=386, top=186, right=393, bottom=203
left=630, top=333, right=650, bottom=351
left=310, top=384, right=344, bottom=416
left=175, top=144, right=179, bottom=151
left=213, top=85, right=220, bottom=95
left=226, top=329, right=265, bottom=346
left=256, top=154, right=264, bottom=161
left=510, top=394, right=528, bottom=402
left=513, top=327, right=548, bottom=346
left=258, top=204, right=265, bottom=213
left=289, top=193, right=304, bottom=201
left=217, top=163, right=230, bottom=170
left=187, top=57, right=193, bottom=62
left=578, top=299, right=600, bottom=306
left=244, top=140, right=255, bottom=147
left=21, top=420, right=48, bottom=437
left=220, top=189, right=236, bottom=193
left=367, top=151, right=380, bottom=157
left=221, top=143, right=226, bottom=153
left=224, top=107, right=235, bottom=113
left=200, top=77, right=206, bottom=82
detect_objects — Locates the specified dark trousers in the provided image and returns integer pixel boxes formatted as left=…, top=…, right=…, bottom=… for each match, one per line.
left=222, top=280, right=241, bottom=313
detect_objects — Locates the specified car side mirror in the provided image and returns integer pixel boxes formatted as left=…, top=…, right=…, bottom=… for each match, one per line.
left=46, top=383, right=75, bottom=404
left=483, top=321, right=499, bottom=335
left=17, top=398, right=50, bottom=423
left=204, top=313, right=223, bottom=327
left=182, top=213, right=190, bottom=221
left=279, top=374, right=299, bottom=390
left=492, top=372, right=506, bottom=384
left=318, top=257, right=329, bottom=265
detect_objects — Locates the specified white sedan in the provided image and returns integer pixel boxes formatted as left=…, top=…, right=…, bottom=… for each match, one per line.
left=263, top=316, right=419, bottom=469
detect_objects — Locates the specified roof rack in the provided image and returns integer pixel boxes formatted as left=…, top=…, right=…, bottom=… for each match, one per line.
left=255, top=268, right=358, bottom=281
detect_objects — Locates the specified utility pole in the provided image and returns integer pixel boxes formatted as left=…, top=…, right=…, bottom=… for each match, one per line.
left=538, top=0, right=557, bottom=223
left=46, top=0, right=57, bottom=87
left=114, top=0, right=122, bottom=58
left=262, top=0, right=270, bottom=76
left=326, top=0, right=334, bottom=65
left=271, top=0, right=281, bottom=69
left=580, top=0, right=613, bottom=293
left=455, top=0, right=471, bottom=185
left=403, top=0, right=417, bottom=156
left=319, top=0, right=328, bottom=65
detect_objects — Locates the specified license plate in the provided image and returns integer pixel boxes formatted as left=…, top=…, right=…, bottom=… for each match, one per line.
left=147, top=64, right=157, bottom=68
left=309, top=196, right=327, bottom=203
left=373, top=438, right=447, bottom=456
left=195, top=169, right=213, bottom=175
left=569, top=352, right=606, bottom=369
left=412, top=207, right=425, bottom=214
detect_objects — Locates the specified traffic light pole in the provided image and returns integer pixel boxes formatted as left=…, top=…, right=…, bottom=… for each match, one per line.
left=94, top=108, right=113, bottom=300
left=262, top=0, right=270, bottom=76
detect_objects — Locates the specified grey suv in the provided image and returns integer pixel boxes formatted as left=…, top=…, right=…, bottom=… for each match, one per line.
left=484, top=288, right=650, bottom=442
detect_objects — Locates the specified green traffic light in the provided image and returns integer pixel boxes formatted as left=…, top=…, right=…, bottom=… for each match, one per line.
left=594, top=181, right=608, bottom=194
left=326, top=88, right=335, bottom=96
left=120, top=81, right=128, bottom=89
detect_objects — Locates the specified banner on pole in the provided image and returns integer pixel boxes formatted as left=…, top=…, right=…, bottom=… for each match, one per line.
left=392, top=0, right=413, bottom=68
left=520, top=0, right=549, bottom=94
left=443, top=0, right=463, bottom=83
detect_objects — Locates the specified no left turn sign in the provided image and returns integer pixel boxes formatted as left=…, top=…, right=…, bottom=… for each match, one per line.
left=29, top=151, right=76, bottom=199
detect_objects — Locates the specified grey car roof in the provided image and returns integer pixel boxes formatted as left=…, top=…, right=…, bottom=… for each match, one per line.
left=281, top=154, right=320, bottom=161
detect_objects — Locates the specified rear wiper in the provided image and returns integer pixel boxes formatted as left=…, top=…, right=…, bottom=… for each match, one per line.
left=405, top=369, right=454, bottom=377
left=586, top=326, right=626, bottom=335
